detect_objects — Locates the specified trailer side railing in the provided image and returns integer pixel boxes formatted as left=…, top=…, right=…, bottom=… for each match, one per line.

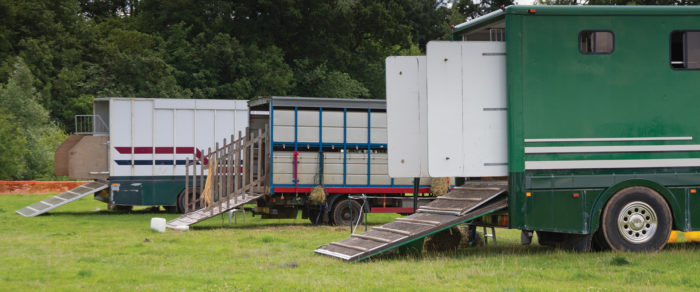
left=183, top=127, right=269, bottom=215
left=74, top=114, right=109, bottom=135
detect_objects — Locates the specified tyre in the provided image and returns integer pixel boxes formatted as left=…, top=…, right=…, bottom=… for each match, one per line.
left=331, top=199, right=363, bottom=226
left=601, top=187, right=672, bottom=252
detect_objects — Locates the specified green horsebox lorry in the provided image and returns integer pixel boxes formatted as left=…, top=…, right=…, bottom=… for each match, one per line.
left=316, top=6, right=700, bottom=261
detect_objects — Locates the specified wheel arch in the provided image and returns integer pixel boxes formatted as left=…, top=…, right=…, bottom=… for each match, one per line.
left=588, top=179, right=682, bottom=233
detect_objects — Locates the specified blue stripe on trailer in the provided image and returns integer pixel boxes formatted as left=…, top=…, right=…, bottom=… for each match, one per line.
left=367, top=108, right=371, bottom=186
left=272, top=183, right=432, bottom=188
left=294, top=106, right=298, bottom=184
left=272, top=142, right=388, bottom=149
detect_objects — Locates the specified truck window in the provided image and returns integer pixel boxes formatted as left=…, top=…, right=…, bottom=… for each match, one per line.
left=579, top=31, right=614, bottom=54
left=671, top=31, right=700, bottom=70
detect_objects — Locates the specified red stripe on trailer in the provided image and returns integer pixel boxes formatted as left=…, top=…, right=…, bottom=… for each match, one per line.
left=114, top=147, right=200, bottom=154
left=370, top=207, right=415, bottom=213
left=114, top=147, right=207, bottom=164
left=273, top=187, right=432, bottom=194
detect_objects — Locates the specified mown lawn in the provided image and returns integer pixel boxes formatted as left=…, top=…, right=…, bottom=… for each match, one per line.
left=2, top=194, right=700, bottom=291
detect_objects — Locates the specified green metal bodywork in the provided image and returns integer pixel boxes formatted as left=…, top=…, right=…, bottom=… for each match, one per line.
left=454, top=6, right=700, bottom=234
left=110, top=176, right=185, bottom=206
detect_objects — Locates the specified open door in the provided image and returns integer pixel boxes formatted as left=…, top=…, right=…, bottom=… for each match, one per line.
left=426, top=41, right=507, bottom=177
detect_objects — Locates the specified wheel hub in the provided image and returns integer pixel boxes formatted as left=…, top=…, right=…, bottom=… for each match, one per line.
left=617, top=201, right=657, bottom=244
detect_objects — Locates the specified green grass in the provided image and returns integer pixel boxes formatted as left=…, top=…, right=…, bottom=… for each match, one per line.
left=3, top=194, right=700, bottom=291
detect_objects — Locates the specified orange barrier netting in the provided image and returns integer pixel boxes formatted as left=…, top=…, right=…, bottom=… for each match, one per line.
left=0, top=181, right=91, bottom=195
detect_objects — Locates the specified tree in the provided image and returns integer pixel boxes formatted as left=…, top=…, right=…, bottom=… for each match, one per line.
left=0, top=59, right=66, bottom=180
left=0, top=109, right=27, bottom=179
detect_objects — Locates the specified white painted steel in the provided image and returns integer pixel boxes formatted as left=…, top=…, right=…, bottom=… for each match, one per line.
left=426, top=41, right=507, bottom=177
left=525, top=158, right=700, bottom=170
left=525, top=144, right=700, bottom=154
left=108, top=98, right=249, bottom=177
left=386, top=56, right=429, bottom=178
left=524, top=137, right=693, bottom=143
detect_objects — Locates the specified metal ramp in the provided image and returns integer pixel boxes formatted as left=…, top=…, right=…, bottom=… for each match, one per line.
left=16, top=181, right=109, bottom=217
left=166, top=127, right=269, bottom=230
left=315, top=181, right=508, bottom=262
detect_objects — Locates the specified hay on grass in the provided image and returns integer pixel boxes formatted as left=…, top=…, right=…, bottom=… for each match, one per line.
left=424, top=225, right=484, bottom=252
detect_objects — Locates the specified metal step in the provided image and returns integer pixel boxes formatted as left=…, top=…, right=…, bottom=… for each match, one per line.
left=314, top=181, right=508, bottom=262
left=165, top=194, right=262, bottom=229
left=16, top=181, right=109, bottom=217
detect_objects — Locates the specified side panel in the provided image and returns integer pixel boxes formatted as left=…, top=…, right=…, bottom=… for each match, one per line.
left=108, top=98, right=249, bottom=206
left=427, top=41, right=507, bottom=177
left=386, top=56, right=429, bottom=178
left=426, top=42, right=463, bottom=176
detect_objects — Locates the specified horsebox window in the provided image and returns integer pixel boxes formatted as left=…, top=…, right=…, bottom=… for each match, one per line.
left=579, top=31, right=614, bottom=54
left=670, top=31, right=700, bottom=70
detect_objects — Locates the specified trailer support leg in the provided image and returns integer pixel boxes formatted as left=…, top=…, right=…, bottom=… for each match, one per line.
left=412, top=177, right=419, bottom=213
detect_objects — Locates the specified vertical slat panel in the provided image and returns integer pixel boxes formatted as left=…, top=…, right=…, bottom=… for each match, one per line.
left=185, top=157, right=189, bottom=213
left=257, top=128, right=263, bottom=185
left=234, top=130, right=241, bottom=204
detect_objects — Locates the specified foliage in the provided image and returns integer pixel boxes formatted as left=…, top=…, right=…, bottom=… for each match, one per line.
left=2, top=0, right=695, bottom=178
left=0, top=59, right=66, bottom=180
left=0, top=110, right=27, bottom=179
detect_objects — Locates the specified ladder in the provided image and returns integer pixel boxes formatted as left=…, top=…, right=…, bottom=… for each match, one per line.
left=166, top=127, right=269, bottom=229
left=315, top=181, right=508, bottom=261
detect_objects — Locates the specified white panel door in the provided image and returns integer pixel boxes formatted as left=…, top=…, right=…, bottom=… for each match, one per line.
left=427, top=41, right=507, bottom=177
left=461, top=42, right=507, bottom=176
left=386, top=56, right=429, bottom=178
left=426, top=42, right=464, bottom=176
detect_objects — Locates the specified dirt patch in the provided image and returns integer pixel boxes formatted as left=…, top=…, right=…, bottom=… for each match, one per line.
left=0, top=181, right=90, bottom=194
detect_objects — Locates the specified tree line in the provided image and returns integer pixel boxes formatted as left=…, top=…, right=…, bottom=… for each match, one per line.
left=0, top=0, right=694, bottom=179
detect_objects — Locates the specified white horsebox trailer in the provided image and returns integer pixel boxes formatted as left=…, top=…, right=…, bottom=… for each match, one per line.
left=17, top=97, right=249, bottom=217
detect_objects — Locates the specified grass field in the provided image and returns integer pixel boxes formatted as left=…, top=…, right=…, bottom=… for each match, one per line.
left=3, top=194, right=700, bottom=291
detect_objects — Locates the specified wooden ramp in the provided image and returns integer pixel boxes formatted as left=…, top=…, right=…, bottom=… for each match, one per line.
left=16, top=181, right=109, bottom=217
left=167, top=127, right=269, bottom=229
left=166, top=193, right=262, bottom=229
left=314, top=181, right=508, bottom=262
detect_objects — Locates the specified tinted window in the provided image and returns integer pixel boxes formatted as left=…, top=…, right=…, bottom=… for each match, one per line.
left=671, top=31, right=700, bottom=70
left=579, top=31, right=614, bottom=54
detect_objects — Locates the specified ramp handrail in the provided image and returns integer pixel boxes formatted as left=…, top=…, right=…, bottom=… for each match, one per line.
left=74, top=115, right=109, bottom=135
left=183, top=126, right=269, bottom=215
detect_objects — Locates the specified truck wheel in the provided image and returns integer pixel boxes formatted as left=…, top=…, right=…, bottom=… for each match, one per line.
left=601, top=187, right=671, bottom=252
left=332, top=199, right=363, bottom=226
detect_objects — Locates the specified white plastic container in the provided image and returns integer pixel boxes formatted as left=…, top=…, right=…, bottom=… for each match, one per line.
left=150, top=217, right=166, bottom=232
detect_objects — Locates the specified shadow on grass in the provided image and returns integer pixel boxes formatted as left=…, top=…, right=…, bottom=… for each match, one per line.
left=360, top=240, right=700, bottom=263
left=35, top=208, right=175, bottom=217
left=362, top=243, right=556, bottom=263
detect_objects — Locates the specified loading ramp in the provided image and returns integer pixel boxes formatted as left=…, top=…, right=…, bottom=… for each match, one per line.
left=314, top=181, right=508, bottom=262
left=16, top=181, right=109, bottom=217
left=166, top=192, right=262, bottom=229
left=166, top=128, right=269, bottom=230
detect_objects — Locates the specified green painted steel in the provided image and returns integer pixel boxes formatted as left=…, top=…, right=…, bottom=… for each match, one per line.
left=454, top=6, right=700, bottom=234
left=110, top=176, right=185, bottom=206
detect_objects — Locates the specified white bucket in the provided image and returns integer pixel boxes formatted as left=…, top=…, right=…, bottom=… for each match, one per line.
left=150, top=217, right=166, bottom=233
